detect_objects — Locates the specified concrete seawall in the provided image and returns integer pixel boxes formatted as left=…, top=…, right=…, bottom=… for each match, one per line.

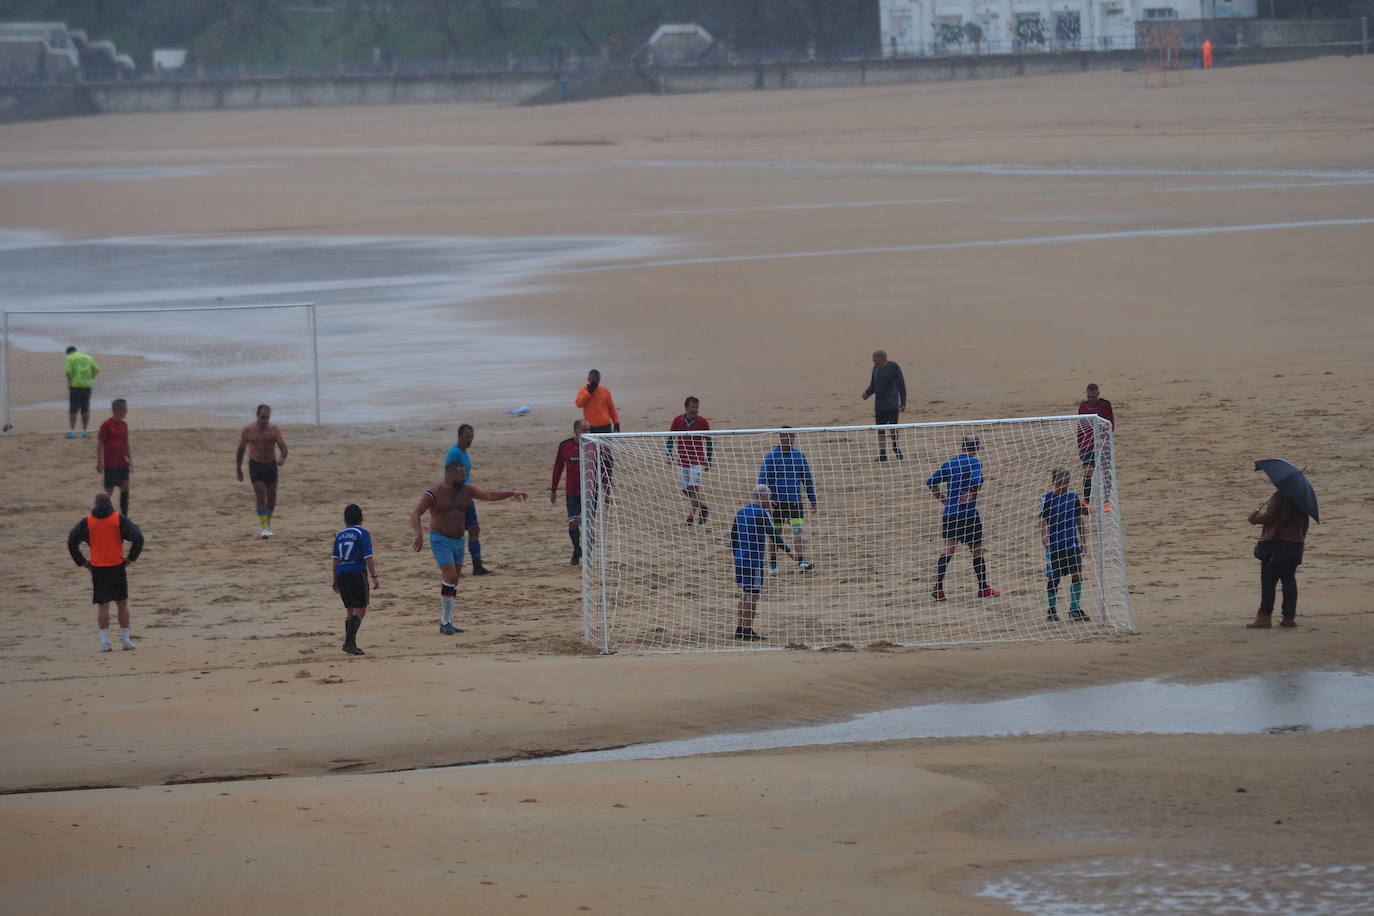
left=0, top=42, right=1356, bottom=121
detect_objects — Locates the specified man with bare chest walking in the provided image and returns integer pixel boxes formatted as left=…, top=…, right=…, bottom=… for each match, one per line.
left=236, top=404, right=289, bottom=538
left=410, top=461, right=527, bottom=635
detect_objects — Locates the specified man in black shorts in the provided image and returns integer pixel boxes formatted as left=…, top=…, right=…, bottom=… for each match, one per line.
left=64, top=346, right=100, bottom=438
left=68, top=492, right=144, bottom=652
left=332, top=504, right=379, bottom=655
left=235, top=404, right=289, bottom=538
left=862, top=349, right=907, bottom=462
left=927, top=437, right=999, bottom=600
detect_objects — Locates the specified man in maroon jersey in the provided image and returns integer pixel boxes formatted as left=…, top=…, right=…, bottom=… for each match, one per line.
left=1076, top=383, right=1116, bottom=509
left=551, top=420, right=589, bottom=564
left=97, top=398, right=132, bottom=517
left=668, top=396, right=713, bottom=526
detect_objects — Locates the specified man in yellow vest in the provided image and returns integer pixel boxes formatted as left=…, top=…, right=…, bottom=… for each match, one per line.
left=64, top=346, right=101, bottom=438
left=68, top=492, right=144, bottom=652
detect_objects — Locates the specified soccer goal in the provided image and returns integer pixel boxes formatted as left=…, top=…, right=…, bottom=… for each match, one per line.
left=1, top=302, right=320, bottom=433
left=580, top=416, right=1131, bottom=653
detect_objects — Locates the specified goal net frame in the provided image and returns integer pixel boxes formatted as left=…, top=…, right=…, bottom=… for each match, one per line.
left=580, top=415, right=1132, bottom=654
left=1, top=302, right=320, bottom=434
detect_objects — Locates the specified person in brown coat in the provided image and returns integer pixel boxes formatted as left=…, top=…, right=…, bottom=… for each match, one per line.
left=1246, top=491, right=1309, bottom=628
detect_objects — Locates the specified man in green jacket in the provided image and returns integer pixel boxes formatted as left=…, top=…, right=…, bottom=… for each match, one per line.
left=65, top=347, right=101, bottom=438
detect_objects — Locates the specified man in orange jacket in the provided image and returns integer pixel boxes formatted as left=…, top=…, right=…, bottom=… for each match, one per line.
left=576, top=369, right=621, bottom=433
left=1201, top=38, right=1213, bottom=69
left=68, top=492, right=144, bottom=652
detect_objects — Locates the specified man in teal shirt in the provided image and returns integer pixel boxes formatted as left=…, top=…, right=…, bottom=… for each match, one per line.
left=64, top=346, right=100, bottom=438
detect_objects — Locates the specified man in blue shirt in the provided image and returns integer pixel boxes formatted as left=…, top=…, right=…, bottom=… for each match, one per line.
left=731, top=485, right=794, bottom=641
left=332, top=504, right=379, bottom=655
left=444, top=424, right=491, bottom=575
left=756, top=428, right=817, bottom=572
left=1040, top=468, right=1089, bottom=622
left=927, top=436, right=999, bottom=600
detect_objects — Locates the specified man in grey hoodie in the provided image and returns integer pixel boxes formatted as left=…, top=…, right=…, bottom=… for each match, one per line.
left=862, top=349, right=907, bottom=462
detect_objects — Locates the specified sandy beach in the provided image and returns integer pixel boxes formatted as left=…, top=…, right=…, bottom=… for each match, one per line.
left=2, top=57, right=1373, bottom=913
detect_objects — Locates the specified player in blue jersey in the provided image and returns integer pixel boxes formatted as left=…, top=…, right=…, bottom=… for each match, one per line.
left=444, top=424, right=491, bottom=575
left=756, top=428, right=817, bottom=572
left=1040, top=468, right=1089, bottom=622
left=927, top=436, right=1000, bottom=600
left=332, top=504, right=379, bottom=655
left=731, top=485, right=794, bottom=640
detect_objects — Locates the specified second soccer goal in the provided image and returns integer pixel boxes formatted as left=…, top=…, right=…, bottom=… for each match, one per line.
left=580, top=416, right=1131, bottom=653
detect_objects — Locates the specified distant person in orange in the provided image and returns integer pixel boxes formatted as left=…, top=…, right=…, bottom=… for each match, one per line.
left=576, top=369, right=621, bottom=433
left=1201, top=38, right=1213, bottom=69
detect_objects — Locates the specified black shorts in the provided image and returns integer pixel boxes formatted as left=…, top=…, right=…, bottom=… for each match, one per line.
left=875, top=409, right=900, bottom=425
left=772, top=502, right=805, bottom=526
left=103, top=465, right=130, bottom=489
left=1048, top=548, right=1083, bottom=579
left=565, top=493, right=582, bottom=522
left=336, top=571, right=369, bottom=609
left=1079, top=447, right=1097, bottom=468
left=91, top=564, right=128, bottom=604
left=248, top=460, right=278, bottom=485
left=942, top=514, right=984, bottom=546
left=69, top=387, right=92, bottom=413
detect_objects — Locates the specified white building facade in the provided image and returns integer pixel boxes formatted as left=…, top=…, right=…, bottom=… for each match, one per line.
left=879, top=0, right=1257, bottom=55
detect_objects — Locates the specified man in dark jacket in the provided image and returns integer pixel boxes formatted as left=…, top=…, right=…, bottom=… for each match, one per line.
left=1246, top=491, right=1309, bottom=629
left=862, top=350, right=907, bottom=462
left=68, top=492, right=144, bottom=652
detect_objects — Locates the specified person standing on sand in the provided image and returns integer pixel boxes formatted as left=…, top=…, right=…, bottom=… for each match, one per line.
left=68, top=492, right=144, bottom=652
left=756, top=428, right=817, bottom=573
left=928, top=436, right=999, bottom=601
left=235, top=404, right=288, bottom=538
left=64, top=346, right=100, bottom=438
left=668, top=396, right=713, bottom=526
left=862, top=349, right=907, bottom=462
left=332, top=504, right=379, bottom=656
left=576, top=369, right=620, bottom=433
left=550, top=420, right=589, bottom=565
left=1246, top=491, right=1309, bottom=629
left=410, top=462, right=527, bottom=636
left=1040, top=468, right=1089, bottom=622
left=97, top=398, right=132, bottom=517
left=1077, top=383, right=1115, bottom=510
left=443, top=424, right=492, bottom=575
left=730, top=484, right=794, bottom=641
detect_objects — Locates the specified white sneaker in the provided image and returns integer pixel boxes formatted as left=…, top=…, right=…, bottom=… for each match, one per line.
left=100, top=644, right=112, bottom=652
left=122, top=640, right=136, bottom=651
left=261, top=526, right=273, bottom=539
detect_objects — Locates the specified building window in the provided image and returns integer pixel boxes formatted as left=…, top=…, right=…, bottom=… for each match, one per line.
left=1143, top=7, right=1179, bottom=18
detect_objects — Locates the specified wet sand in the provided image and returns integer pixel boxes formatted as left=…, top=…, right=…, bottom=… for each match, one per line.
left=1, top=58, right=1373, bottom=913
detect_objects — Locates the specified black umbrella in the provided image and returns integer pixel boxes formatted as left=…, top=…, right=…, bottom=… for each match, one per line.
left=1254, top=458, right=1320, bottom=523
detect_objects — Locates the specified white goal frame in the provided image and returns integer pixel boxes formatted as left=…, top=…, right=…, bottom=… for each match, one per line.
left=580, top=415, right=1132, bottom=653
left=1, top=302, right=320, bottom=433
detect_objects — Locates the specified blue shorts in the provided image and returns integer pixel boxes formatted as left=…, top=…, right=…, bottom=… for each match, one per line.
left=429, top=530, right=467, bottom=569
left=734, top=557, right=764, bottom=594
left=465, top=504, right=479, bottom=528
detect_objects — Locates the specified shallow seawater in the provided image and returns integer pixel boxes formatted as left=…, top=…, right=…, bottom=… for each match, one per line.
left=0, top=232, right=663, bottom=422
left=487, top=671, right=1371, bottom=768
left=979, top=858, right=1374, bottom=915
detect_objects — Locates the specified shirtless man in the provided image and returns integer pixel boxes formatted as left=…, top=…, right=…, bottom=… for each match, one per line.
left=235, top=404, right=289, bottom=538
left=410, top=461, right=527, bottom=635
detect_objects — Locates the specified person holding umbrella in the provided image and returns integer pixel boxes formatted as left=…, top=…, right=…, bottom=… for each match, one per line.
left=1246, top=459, right=1318, bottom=629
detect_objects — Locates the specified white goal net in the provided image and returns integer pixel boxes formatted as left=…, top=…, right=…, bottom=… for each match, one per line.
left=581, top=416, right=1131, bottom=653
left=1, top=303, right=319, bottom=433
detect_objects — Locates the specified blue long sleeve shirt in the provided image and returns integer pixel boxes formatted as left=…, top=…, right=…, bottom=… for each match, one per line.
left=757, top=446, right=817, bottom=506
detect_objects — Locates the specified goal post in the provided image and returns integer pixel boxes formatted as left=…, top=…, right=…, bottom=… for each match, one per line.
left=1, top=302, right=320, bottom=433
left=580, top=416, right=1131, bottom=653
